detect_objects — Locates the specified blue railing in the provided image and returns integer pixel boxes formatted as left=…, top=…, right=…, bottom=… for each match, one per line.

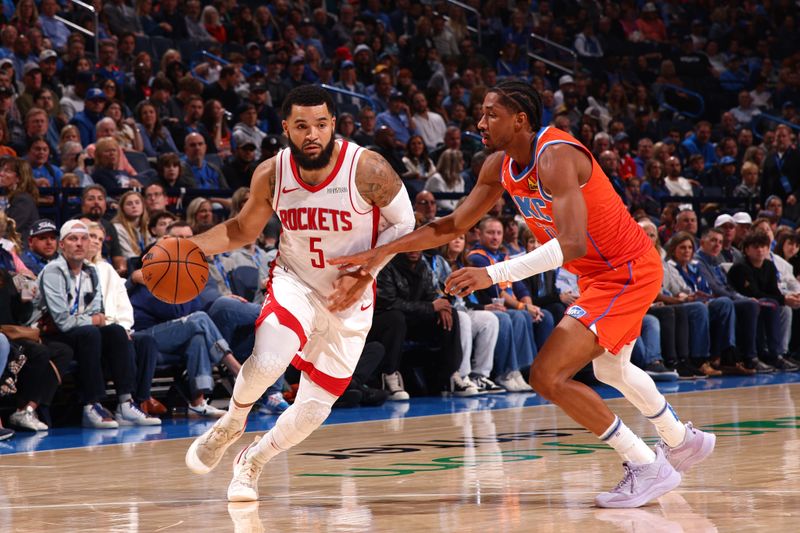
left=657, top=84, right=705, bottom=119
left=752, top=113, right=800, bottom=139
left=320, top=84, right=378, bottom=113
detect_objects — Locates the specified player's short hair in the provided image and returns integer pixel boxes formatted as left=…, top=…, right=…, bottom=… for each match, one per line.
left=281, top=84, right=336, bottom=119
left=488, top=79, right=543, bottom=131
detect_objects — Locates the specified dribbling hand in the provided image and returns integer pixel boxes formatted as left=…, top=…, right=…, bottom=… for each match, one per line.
left=328, top=270, right=374, bottom=312
left=328, top=248, right=387, bottom=277
left=445, top=267, right=493, bottom=297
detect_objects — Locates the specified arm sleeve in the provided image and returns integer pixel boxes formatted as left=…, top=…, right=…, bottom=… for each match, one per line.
left=369, top=188, right=416, bottom=277
left=485, top=238, right=564, bottom=284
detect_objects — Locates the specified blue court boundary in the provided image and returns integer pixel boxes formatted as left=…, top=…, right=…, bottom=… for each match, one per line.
left=3, top=373, right=800, bottom=456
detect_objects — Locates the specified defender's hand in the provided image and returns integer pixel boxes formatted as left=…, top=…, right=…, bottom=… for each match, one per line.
left=329, top=248, right=387, bottom=277
left=328, top=270, right=374, bottom=312
left=445, top=267, right=493, bottom=297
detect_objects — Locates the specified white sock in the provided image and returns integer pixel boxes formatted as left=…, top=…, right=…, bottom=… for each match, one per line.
left=646, top=401, right=687, bottom=448
left=600, top=416, right=656, bottom=464
left=226, top=397, right=252, bottom=423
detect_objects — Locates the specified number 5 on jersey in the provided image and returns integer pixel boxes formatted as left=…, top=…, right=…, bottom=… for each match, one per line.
left=310, top=237, right=324, bottom=269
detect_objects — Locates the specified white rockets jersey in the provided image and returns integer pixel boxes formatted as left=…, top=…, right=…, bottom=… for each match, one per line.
left=272, top=139, right=378, bottom=299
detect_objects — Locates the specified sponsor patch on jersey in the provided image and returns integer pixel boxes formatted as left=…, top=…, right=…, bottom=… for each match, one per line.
left=526, top=175, right=539, bottom=192
left=566, top=305, right=587, bottom=319
left=327, top=186, right=348, bottom=194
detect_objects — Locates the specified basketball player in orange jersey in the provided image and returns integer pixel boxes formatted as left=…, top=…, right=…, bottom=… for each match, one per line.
left=182, top=85, right=415, bottom=501
left=330, top=80, right=715, bottom=508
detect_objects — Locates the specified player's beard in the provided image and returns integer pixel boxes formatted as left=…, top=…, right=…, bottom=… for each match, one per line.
left=288, top=136, right=336, bottom=170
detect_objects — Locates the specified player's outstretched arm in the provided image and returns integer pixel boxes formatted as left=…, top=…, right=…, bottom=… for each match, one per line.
left=190, top=157, right=277, bottom=256
left=445, top=144, right=589, bottom=297
left=329, top=151, right=506, bottom=273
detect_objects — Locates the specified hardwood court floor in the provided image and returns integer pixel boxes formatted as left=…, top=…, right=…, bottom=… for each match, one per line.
left=2, top=383, right=800, bottom=532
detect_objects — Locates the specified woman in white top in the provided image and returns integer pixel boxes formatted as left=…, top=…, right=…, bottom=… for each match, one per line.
left=426, top=148, right=465, bottom=213
left=402, top=135, right=441, bottom=188
left=112, top=191, right=153, bottom=260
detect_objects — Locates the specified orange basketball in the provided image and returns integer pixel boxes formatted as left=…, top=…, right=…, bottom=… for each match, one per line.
left=141, top=237, right=209, bottom=304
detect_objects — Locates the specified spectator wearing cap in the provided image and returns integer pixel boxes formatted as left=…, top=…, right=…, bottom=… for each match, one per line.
left=285, top=54, right=316, bottom=89
left=38, top=219, right=160, bottom=428
left=613, top=132, right=636, bottom=180
left=247, top=83, right=281, bottom=135
left=681, top=121, right=718, bottom=170
left=232, top=103, right=266, bottom=159
left=716, top=156, right=740, bottom=194
left=761, top=125, right=800, bottom=213
left=38, top=49, right=62, bottom=100
left=15, top=61, right=42, bottom=118
left=38, top=0, right=70, bottom=51
left=297, top=18, right=325, bottom=58
left=182, top=132, right=228, bottom=189
left=713, top=214, right=744, bottom=264
left=376, top=92, right=416, bottom=148
left=333, top=60, right=365, bottom=116
left=69, top=87, right=106, bottom=146
left=636, top=3, right=667, bottom=43
left=21, top=218, right=57, bottom=275
left=353, top=43, right=375, bottom=86
left=224, top=131, right=257, bottom=190
left=553, top=74, right=576, bottom=109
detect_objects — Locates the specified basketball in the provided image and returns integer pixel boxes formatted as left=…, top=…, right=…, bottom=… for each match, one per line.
left=142, top=237, right=209, bottom=304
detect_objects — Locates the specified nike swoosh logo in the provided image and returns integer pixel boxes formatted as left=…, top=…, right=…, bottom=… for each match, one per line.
left=282, top=186, right=300, bottom=193
left=360, top=302, right=372, bottom=311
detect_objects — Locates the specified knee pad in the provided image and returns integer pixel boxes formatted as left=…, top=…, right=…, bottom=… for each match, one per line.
left=271, top=398, right=331, bottom=450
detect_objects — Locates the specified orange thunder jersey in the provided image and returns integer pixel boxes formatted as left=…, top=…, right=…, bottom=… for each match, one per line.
left=500, top=126, right=652, bottom=277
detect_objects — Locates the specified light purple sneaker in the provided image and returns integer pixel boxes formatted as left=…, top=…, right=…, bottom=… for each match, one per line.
left=660, top=422, right=716, bottom=473
left=595, top=446, right=682, bottom=508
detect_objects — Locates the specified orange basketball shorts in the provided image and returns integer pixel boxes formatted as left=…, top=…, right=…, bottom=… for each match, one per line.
left=564, top=246, right=663, bottom=355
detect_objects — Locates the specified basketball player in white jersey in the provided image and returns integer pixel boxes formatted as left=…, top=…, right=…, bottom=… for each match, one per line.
left=183, top=85, right=415, bottom=501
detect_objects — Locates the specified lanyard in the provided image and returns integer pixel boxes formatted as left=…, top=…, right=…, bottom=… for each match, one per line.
left=252, top=248, right=263, bottom=271
left=213, top=256, right=231, bottom=290
left=70, top=271, right=83, bottom=315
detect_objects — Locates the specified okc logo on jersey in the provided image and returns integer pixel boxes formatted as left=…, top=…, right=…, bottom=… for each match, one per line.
left=566, top=305, right=587, bottom=319
left=512, top=195, right=552, bottom=223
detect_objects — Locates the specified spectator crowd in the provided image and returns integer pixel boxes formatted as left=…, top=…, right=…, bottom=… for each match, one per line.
left=2, top=0, right=800, bottom=441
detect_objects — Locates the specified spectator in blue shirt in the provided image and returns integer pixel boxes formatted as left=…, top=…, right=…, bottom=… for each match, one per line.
left=182, top=132, right=228, bottom=189
left=39, top=0, right=71, bottom=51
left=27, top=136, right=62, bottom=186
left=70, top=88, right=107, bottom=147
left=376, top=92, right=416, bottom=148
left=681, top=121, right=717, bottom=169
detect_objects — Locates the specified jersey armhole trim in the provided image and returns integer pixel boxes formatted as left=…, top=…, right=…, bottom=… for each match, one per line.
left=535, top=139, right=595, bottom=201
left=273, top=150, right=284, bottom=211
left=349, top=147, right=374, bottom=215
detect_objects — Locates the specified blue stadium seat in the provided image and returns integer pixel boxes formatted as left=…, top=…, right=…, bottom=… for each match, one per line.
left=229, top=266, right=259, bottom=301
left=124, top=150, right=152, bottom=174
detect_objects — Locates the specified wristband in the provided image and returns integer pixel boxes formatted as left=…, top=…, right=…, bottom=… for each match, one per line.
left=486, top=238, right=565, bottom=283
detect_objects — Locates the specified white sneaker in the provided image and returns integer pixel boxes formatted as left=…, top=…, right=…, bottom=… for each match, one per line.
left=382, top=371, right=410, bottom=401
left=443, top=373, right=480, bottom=397
left=188, top=398, right=227, bottom=418
left=186, top=415, right=246, bottom=474
left=512, top=371, right=535, bottom=392
left=496, top=373, right=523, bottom=392
left=9, top=406, right=48, bottom=431
left=82, top=403, right=120, bottom=429
left=228, top=437, right=264, bottom=502
left=115, top=400, right=161, bottom=426
left=472, top=376, right=505, bottom=394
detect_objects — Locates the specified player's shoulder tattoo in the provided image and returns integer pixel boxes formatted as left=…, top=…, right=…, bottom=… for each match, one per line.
left=356, top=151, right=402, bottom=207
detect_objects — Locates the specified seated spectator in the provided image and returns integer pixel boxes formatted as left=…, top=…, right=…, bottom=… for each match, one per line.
left=681, top=121, right=717, bottom=169
left=231, top=103, right=266, bottom=160
left=665, top=232, right=740, bottom=377
left=374, top=248, right=472, bottom=396
left=376, top=92, right=416, bottom=148
left=224, top=131, right=258, bottom=190
left=77, top=184, right=126, bottom=275
left=733, top=161, right=761, bottom=202
left=401, top=135, right=440, bottom=198
left=200, top=99, right=231, bottom=157
left=69, top=88, right=107, bottom=147
left=728, top=231, right=800, bottom=371
left=156, top=152, right=196, bottom=189
left=502, top=217, right=524, bottom=258
left=0, top=249, right=72, bottom=432
left=112, top=191, right=153, bottom=260
left=135, top=100, right=178, bottom=156
left=413, top=190, right=438, bottom=225
left=20, top=107, right=59, bottom=160
left=37, top=220, right=159, bottom=428
left=371, top=126, right=406, bottom=176
left=693, top=227, right=761, bottom=374
left=468, top=217, right=552, bottom=391
left=426, top=148, right=465, bottom=213
left=58, top=140, right=91, bottom=186
left=86, top=117, right=138, bottom=175
left=674, top=208, right=699, bottom=240
left=351, top=106, right=377, bottom=147
left=90, top=137, right=141, bottom=190
left=775, top=232, right=800, bottom=279
left=85, top=221, right=163, bottom=416
left=147, top=210, right=178, bottom=239
left=0, top=115, right=18, bottom=158
left=0, top=157, right=40, bottom=243
left=27, top=136, right=62, bottom=186
left=429, top=237, right=503, bottom=394
left=713, top=214, right=744, bottom=264
left=183, top=132, right=228, bottom=189
left=664, top=156, right=698, bottom=197
left=21, top=218, right=58, bottom=274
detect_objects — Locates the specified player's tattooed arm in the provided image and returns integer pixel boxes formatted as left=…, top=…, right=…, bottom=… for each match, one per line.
left=262, top=157, right=277, bottom=205
left=356, top=151, right=403, bottom=207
